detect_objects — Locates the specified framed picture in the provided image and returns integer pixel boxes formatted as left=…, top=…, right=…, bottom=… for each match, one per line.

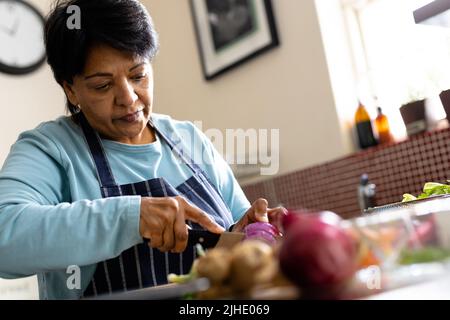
left=190, top=0, right=279, bottom=80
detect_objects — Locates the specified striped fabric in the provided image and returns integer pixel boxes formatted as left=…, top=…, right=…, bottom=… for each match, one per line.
left=76, top=113, right=234, bottom=297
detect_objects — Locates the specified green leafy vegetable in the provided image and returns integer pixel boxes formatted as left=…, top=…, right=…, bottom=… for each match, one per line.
left=402, top=194, right=417, bottom=202
left=167, top=273, right=195, bottom=284
left=167, top=244, right=205, bottom=284
left=399, top=247, right=450, bottom=265
left=402, top=182, right=450, bottom=202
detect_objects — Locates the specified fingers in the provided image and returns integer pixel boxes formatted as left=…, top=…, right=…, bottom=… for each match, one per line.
left=267, top=206, right=288, bottom=219
left=267, top=206, right=288, bottom=234
left=181, top=198, right=225, bottom=234
left=172, top=208, right=189, bottom=253
left=160, top=225, right=174, bottom=252
left=227, top=198, right=269, bottom=233
left=152, top=206, right=182, bottom=252
left=141, top=196, right=225, bottom=253
left=254, top=198, right=269, bottom=212
left=141, top=197, right=175, bottom=251
left=148, top=231, right=163, bottom=248
left=252, top=198, right=269, bottom=223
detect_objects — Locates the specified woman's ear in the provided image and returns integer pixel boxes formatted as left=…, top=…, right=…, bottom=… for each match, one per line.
left=63, top=81, right=79, bottom=106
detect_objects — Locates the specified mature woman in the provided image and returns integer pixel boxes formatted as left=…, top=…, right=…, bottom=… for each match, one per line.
left=0, top=0, right=285, bottom=299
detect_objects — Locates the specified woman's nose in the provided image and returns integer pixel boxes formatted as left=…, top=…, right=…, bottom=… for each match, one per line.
left=114, top=79, right=138, bottom=107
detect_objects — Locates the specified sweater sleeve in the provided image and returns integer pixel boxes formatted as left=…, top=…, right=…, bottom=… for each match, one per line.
left=0, top=130, right=142, bottom=279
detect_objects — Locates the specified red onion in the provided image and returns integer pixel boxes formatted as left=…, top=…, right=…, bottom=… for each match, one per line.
left=244, top=222, right=279, bottom=245
left=282, top=209, right=342, bottom=232
left=279, top=211, right=357, bottom=290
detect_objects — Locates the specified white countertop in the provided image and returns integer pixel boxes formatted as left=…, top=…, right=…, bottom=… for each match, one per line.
left=365, top=272, right=450, bottom=300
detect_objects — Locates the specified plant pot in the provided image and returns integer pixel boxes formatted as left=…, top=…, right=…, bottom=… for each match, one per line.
left=400, top=99, right=427, bottom=136
left=439, top=89, right=450, bottom=122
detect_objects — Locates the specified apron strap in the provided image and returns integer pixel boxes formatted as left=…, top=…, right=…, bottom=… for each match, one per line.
left=77, top=111, right=226, bottom=205
left=147, top=118, right=202, bottom=175
left=76, top=112, right=118, bottom=187
left=148, top=119, right=234, bottom=224
left=76, top=112, right=199, bottom=188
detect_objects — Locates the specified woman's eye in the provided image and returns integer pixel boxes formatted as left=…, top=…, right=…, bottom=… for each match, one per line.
left=94, top=84, right=111, bottom=91
left=132, top=74, right=147, bottom=81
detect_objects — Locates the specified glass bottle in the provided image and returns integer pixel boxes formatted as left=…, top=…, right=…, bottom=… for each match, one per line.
left=375, top=107, right=394, bottom=144
left=355, top=101, right=378, bottom=149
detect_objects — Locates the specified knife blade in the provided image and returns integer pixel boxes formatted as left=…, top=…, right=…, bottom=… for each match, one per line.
left=187, top=229, right=245, bottom=249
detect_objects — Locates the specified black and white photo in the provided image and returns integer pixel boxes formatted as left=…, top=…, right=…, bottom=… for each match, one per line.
left=191, top=0, right=279, bottom=80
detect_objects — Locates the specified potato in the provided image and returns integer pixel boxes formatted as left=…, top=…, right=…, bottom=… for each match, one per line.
left=196, top=284, right=234, bottom=300
left=229, top=240, right=275, bottom=292
left=196, top=248, right=231, bottom=285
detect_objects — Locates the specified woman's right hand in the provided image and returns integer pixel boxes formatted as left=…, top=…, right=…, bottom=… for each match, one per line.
left=139, top=196, right=225, bottom=253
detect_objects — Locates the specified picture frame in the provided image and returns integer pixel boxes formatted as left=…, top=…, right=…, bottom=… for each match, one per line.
left=190, top=0, right=280, bottom=81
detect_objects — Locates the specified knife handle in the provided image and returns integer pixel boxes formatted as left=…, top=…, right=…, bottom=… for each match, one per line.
left=187, top=229, right=221, bottom=249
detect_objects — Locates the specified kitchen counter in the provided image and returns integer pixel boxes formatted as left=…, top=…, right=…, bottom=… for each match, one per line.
left=365, top=272, right=450, bottom=300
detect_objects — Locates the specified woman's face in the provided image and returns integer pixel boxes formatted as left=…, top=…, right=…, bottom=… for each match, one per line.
left=64, top=44, right=154, bottom=144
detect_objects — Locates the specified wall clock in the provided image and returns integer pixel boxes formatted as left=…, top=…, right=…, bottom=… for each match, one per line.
left=0, top=0, right=46, bottom=75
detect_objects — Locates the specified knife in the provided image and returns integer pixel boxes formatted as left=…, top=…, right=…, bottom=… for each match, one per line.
left=187, top=229, right=245, bottom=249
left=88, top=277, right=211, bottom=300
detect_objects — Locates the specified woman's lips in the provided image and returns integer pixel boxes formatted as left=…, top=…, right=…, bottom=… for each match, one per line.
left=119, top=110, right=143, bottom=123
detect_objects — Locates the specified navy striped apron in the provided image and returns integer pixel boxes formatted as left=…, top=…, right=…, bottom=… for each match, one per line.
left=75, top=113, right=234, bottom=297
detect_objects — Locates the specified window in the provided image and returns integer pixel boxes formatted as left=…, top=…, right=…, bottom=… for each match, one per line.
left=341, top=0, right=450, bottom=139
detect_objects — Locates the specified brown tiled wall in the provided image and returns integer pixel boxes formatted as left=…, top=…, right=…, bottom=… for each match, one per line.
left=242, top=128, right=450, bottom=219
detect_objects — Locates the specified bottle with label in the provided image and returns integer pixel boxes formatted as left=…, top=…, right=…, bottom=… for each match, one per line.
left=355, top=101, right=378, bottom=149
left=375, top=107, right=394, bottom=144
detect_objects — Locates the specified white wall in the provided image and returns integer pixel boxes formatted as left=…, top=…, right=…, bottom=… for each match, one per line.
left=144, top=0, right=352, bottom=185
left=0, top=0, right=65, bottom=166
left=315, top=0, right=360, bottom=154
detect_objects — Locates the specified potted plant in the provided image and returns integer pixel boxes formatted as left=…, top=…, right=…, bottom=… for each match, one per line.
left=400, top=98, right=427, bottom=136
left=398, top=82, right=431, bottom=137
left=439, top=88, right=450, bottom=122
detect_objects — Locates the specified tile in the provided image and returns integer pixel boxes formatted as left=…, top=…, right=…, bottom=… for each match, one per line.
left=242, top=128, right=450, bottom=218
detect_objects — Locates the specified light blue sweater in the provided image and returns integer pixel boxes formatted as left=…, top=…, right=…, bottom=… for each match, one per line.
left=0, top=113, right=250, bottom=299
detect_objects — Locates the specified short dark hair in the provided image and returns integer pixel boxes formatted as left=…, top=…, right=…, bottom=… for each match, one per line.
left=44, top=0, right=159, bottom=115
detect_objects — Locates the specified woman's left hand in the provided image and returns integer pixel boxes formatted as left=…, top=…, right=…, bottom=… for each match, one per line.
left=231, top=198, right=287, bottom=234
